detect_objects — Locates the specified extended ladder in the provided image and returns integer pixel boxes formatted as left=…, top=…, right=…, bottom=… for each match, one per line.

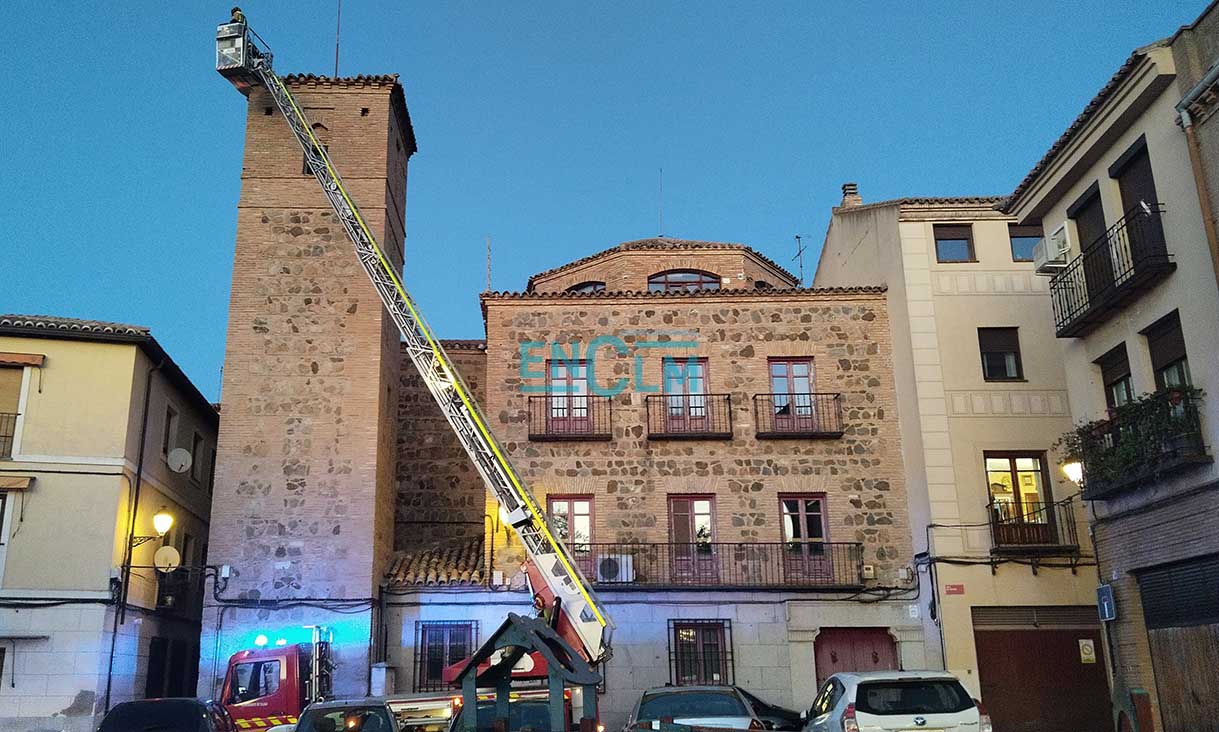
left=216, top=21, right=611, bottom=662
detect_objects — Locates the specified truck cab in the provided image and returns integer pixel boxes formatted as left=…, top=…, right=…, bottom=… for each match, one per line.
left=222, top=643, right=330, bottom=727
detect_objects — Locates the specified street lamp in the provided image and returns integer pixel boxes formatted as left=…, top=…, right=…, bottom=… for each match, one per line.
left=1062, top=461, right=1084, bottom=484
left=131, top=507, right=175, bottom=547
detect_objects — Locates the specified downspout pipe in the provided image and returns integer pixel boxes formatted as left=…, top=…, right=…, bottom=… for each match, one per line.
left=102, top=358, right=163, bottom=712
left=1176, top=60, right=1219, bottom=294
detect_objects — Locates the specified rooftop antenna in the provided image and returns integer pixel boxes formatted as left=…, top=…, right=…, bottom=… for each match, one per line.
left=792, top=235, right=808, bottom=286
left=486, top=235, right=492, bottom=292
left=658, top=167, right=664, bottom=238
left=334, top=0, right=342, bottom=76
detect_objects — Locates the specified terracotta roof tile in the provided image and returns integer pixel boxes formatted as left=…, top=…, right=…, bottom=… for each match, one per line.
left=1003, top=40, right=1169, bottom=213
left=484, top=285, right=886, bottom=302
left=835, top=196, right=1007, bottom=214
left=439, top=339, right=487, bottom=351
left=384, top=537, right=485, bottom=588
left=526, top=238, right=799, bottom=290
left=0, top=314, right=149, bottom=337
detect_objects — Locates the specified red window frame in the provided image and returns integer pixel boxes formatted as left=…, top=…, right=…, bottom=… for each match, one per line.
left=671, top=620, right=732, bottom=686
left=779, top=493, right=831, bottom=579
left=547, top=360, right=591, bottom=434
left=648, top=270, right=722, bottom=293
left=663, top=357, right=709, bottom=432
left=768, top=358, right=816, bottom=431
left=548, top=495, right=594, bottom=575
left=669, top=495, right=718, bottom=583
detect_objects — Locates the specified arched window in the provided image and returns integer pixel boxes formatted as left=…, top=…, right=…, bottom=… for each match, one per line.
left=565, top=281, right=606, bottom=294
left=647, top=270, right=721, bottom=293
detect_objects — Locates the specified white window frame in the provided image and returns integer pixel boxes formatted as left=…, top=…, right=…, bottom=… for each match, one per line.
left=0, top=491, right=16, bottom=588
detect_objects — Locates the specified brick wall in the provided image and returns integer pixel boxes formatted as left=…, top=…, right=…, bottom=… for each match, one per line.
left=530, top=242, right=799, bottom=293
left=480, top=286, right=909, bottom=584
left=395, top=341, right=489, bottom=548
left=201, top=77, right=412, bottom=697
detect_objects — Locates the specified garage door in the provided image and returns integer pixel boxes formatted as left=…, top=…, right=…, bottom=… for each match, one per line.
left=1137, top=554, right=1219, bottom=732
left=972, top=606, right=1110, bottom=732
left=813, top=628, right=897, bottom=689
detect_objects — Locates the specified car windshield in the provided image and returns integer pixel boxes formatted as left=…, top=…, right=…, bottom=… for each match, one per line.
left=297, top=706, right=397, bottom=732
left=451, top=701, right=552, bottom=732
left=637, top=691, right=748, bottom=721
left=854, top=680, right=974, bottom=716
left=99, top=700, right=208, bottom=732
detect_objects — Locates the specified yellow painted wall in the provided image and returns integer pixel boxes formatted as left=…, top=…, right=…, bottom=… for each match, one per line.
left=0, top=336, right=136, bottom=459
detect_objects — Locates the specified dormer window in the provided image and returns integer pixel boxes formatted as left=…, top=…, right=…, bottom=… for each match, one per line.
left=566, top=281, right=606, bottom=294
left=648, top=270, right=721, bottom=293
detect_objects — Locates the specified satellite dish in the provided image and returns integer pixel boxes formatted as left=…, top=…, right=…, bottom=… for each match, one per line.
left=167, top=448, right=193, bottom=474
left=154, top=545, right=182, bottom=573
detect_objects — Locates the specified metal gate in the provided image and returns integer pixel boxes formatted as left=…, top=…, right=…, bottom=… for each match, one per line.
left=972, top=606, right=1110, bottom=732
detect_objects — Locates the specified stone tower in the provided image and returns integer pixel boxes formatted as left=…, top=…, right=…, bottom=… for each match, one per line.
left=200, top=74, right=416, bottom=697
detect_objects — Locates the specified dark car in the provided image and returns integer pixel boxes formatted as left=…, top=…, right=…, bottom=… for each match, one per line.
left=98, top=698, right=235, bottom=732
left=448, top=699, right=570, bottom=732
left=734, top=688, right=801, bottom=731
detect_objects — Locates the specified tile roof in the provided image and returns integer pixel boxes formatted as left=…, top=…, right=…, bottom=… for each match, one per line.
left=484, top=284, right=886, bottom=302
left=0, top=314, right=149, bottom=338
left=1003, top=40, right=1169, bottom=213
left=0, top=314, right=217, bottom=425
left=835, top=196, right=1007, bottom=215
left=526, top=238, right=799, bottom=290
left=281, top=74, right=417, bottom=156
left=440, top=339, right=487, bottom=351
left=384, top=537, right=485, bottom=588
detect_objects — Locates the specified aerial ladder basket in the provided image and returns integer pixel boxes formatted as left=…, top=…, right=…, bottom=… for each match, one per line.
left=216, top=18, right=612, bottom=663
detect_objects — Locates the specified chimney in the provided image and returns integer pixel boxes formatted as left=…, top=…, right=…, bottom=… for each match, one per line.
left=840, top=182, right=862, bottom=208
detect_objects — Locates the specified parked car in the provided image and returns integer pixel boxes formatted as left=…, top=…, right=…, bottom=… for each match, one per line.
left=802, top=671, right=992, bottom=732
left=295, top=698, right=399, bottom=732
left=734, top=688, right=801, bottom=731
left=625, top=686, right=764, bottom=731
left=98, top=698, right=236, bottom=732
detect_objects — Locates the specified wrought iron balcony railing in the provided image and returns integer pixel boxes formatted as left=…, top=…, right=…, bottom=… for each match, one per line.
left=1059, top=388, right=1210, bottom=501
left=988, top=497, right=1080, bottom=554
left=527, top=395, right=612, bottom=441
left=575, top=541, right=864, bottom=589
left=0, top=412, right=16, bottom=459
left=645, top=394, right=733, bottom=439
left=753, top=393, right=844, bottom=438
left=1049, top=203, right=1175, bottom=337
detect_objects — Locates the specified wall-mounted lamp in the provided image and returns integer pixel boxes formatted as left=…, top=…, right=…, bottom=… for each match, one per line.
left=1062, top=461, right=1084, bottom=484
left=131, top=507, right=175, bottom=547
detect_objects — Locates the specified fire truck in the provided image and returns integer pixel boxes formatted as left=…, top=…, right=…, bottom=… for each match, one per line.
left=213, top=12, right=613, bottom=729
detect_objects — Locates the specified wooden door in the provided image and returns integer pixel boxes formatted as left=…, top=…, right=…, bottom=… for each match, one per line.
left=1073, top=190, right=1113, bottom=302
left=813, top=628, right=897, bottom=689
left=547, top=361, right=590, bottom=435
left=1115, top=145, right=1165, bottom=253
left=1147, top=623, right=1219, bottom=732
left=780, top=494, right=832, bottom=581
left=769, top=359, right=816, bottom=432
left=663, top=358, right=708, bottom=433
left=974, top=628, right=1110, bottom=732
left=669, top=496, right=717, bottom=583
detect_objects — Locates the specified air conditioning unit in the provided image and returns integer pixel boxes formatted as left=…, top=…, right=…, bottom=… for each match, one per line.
left=595, top=554, right=635, bottom=583
left=1033, top=222, right=1072, bottom=275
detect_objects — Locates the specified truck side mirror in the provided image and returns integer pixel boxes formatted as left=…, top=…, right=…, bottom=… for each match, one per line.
left=799, top=711, right=807, bottom=721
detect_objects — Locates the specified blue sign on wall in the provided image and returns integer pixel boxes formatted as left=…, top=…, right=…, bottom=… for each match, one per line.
left=1097, top=584, right=1116, bottom=621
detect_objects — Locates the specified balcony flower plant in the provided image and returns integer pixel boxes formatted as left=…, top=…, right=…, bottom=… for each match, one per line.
left=1055, top=387, right=1205, bottom=496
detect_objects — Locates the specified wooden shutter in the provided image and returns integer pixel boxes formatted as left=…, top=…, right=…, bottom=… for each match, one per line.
left=978, top=328, right=1020, bottom=353
left=1095, top=344, right=1131, bottom=386
left=1144, top=311, right=1186, bottom=372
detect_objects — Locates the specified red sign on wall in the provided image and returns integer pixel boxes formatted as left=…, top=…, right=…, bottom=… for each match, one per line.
left=944, top=584, right=965, bottom=595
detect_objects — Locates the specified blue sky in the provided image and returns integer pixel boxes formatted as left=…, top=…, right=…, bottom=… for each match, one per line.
left=1, top=1, right=1202, bottom=399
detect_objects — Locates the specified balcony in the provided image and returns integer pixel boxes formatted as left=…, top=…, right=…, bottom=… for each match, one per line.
left=988, top=497, right=1080, bottom=555
left=1050, top=203, right=1175, bottom=337
left=0, top=412, right=15, bottom=458
left=1058, top=388, right=1211, bottom=501
left=581, top=541, right=864, bottom=590
left=645, top=394, right=733, bottom=440
left=527, top=396, right=612, bottom=441
left=753, top=393, right=844, bottom=438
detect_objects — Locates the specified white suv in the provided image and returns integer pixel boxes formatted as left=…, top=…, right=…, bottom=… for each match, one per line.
left=802, top=671, right=992, bottom=732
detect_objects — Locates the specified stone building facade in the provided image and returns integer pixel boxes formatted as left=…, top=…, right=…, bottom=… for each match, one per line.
left=385, top=240, right=927, bottom=730
left=199, top=75, right=416, bottom=698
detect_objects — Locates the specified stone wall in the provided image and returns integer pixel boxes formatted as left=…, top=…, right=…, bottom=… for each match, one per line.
left=201, top=77, right=412, bottom=697
left=395, top=341, right=489, bottom=549
left=480, top=288, right=909, bottom=585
